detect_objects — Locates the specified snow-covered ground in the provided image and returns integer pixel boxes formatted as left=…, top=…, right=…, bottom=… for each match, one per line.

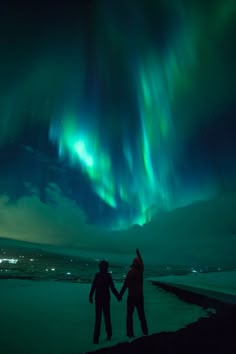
left=149, top=270, right=236, bottom=304
left=0, top=279, right=207, bottom=354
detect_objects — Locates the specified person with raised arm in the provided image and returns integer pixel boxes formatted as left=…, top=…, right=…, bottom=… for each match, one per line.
left=119, top=249, right=148, bottom=338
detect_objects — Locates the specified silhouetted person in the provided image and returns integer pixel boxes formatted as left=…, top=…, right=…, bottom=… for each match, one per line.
left=119, top=249, right=148, bottom=338
left=89, top=260, right=120, bottom=344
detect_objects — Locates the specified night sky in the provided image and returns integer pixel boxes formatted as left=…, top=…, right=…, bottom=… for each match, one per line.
left=0, top=0, right=236, bottom=262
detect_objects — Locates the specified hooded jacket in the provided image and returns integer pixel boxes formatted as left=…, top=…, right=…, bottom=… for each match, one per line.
left=120, top=253, right=144, bottom=297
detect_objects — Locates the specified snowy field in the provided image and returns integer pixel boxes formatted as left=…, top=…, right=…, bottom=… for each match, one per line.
left=149, top=270, right=236, bottom=304
left=0, top=279, right=207, bottom=354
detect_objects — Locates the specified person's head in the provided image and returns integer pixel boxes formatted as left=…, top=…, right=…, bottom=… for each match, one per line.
left=99, top=260, right=109, bottom=273
left=131, top=257, right=140, bottom=269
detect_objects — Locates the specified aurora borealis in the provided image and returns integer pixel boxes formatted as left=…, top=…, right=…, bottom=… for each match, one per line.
left=0, top=0, right=236, bottom=234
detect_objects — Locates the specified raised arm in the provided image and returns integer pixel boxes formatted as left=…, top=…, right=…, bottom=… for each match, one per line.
left=136, top=248, right=144, bottom=270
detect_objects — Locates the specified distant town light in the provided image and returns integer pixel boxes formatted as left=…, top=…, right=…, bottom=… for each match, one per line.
left=51, top=268, right=55, bottom=271
left=66, top=272, right=71, bottom=275
left=0, top=258, right=18, bottom=264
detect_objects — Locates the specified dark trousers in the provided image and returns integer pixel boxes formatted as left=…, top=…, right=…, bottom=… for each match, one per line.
left=126, top=295, right=148, bottom=337
left=94, top=301, right=112, bottom=342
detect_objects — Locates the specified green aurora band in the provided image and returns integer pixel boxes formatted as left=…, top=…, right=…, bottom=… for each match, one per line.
left=49, top=0, right=236, bottom=229
left=0, top=0, right=235, bottom=229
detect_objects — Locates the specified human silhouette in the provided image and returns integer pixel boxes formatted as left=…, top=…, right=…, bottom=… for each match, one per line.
left=119, top=248, right=148, bottom=338
left=89, top=260, right=120, bottom=344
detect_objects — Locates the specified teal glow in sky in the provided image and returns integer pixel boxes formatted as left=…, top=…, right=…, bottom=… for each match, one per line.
left=0, top=0, right=235, bottom=231
left=48, top=0, right=236, bottom=229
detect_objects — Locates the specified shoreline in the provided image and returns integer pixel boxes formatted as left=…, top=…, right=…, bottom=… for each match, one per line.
left=0, top=279, right=207, bottom=354
left=86, top=283, right=236, bottom=354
